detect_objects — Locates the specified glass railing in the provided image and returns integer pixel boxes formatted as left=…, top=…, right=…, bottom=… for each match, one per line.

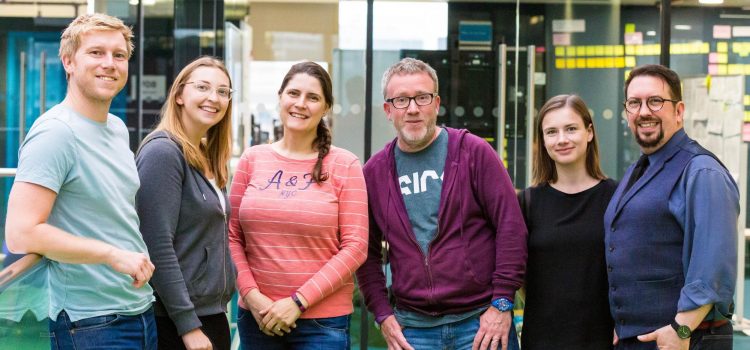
left=0, top=168, right=50, bottom=350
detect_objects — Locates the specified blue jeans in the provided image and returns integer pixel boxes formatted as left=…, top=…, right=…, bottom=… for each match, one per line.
left=49, top=307, right=157, bottom=350
left=237, top=307, right=350, bottom=350
left=402, top=314, right=520, bottom=350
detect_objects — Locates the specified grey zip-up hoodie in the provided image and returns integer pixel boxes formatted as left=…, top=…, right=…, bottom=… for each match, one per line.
left=135, top=130, right=236, bottom=335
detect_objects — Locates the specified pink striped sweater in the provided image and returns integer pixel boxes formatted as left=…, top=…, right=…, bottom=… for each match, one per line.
left=229, top=144, right=368, bottom=318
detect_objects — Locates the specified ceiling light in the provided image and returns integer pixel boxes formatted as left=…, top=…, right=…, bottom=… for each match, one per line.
left=674, top=25, right=692, bottom=31
left=699, top=0, right=723, bottom=4
left=646, top=31, right=656, bottom=36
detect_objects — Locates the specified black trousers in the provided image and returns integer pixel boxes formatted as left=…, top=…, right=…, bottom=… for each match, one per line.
left=156, top=313, right=231, bottom=350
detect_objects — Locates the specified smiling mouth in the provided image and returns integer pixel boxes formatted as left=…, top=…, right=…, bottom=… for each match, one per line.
left=290, top=112, right=309, bottom=120
left=200, top=106, right=219, bottom=113
left=637, top=119, right=660, bottom=128
left=97, top=75, right=117, bottom=81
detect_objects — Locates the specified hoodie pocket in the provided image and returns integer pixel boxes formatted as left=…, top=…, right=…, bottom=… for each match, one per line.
left=191, top=244, right=222, bottom=297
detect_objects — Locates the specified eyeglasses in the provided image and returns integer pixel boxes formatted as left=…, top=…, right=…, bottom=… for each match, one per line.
left=386, top=93, right=437, bottom=109
left=183, top=81, right=233, bottom=100
left=623, top=96, right=679, bottom=114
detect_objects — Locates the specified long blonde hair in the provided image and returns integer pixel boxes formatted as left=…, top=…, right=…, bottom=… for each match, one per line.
left=148, top=56, right=233, bottom=188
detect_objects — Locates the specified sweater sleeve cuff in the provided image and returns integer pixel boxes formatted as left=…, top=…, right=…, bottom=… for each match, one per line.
left=375, top=312, right=393, bottom=325
left=492, top=284, right=519, bottom=303
left=172, top=310, right=203, bottom=336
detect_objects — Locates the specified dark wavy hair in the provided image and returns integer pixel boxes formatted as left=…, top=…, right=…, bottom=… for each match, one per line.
left=278, top=61, right=333, bottom=184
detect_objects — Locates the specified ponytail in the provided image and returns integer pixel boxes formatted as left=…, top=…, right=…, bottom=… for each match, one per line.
left=311, top=120, right=331, bottom=184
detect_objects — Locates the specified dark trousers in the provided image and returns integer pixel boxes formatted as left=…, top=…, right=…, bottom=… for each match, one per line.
left=156, top=313, right=231, bottom=350
left=616, top=322, right=733, bottom=350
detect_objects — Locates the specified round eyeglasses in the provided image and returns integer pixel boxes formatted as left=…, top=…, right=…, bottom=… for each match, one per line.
left=386, top=93, right=437, bottom=109
left=624, top=96, right=679, bottom=114
left=183, top=81, right=234, bottom=100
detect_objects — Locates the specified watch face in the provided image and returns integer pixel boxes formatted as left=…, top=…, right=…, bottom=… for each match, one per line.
left=677, top=325, right=691, bottom=339
left=492, top=298, right=513, bottom=311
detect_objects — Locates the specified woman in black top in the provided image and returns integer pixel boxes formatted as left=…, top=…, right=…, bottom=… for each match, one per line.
left=520, top=94, right=615, bottom=349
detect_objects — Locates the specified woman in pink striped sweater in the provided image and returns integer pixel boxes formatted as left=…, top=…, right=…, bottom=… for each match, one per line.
left=228, top=61, right=368, bottom=349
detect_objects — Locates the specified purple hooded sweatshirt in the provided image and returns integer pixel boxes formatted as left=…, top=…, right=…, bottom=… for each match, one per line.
left=356, top=127, right=528, bottom=323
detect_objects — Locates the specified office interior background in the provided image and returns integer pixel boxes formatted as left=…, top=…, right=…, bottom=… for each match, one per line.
left=1, top=0, right=750, bottom=348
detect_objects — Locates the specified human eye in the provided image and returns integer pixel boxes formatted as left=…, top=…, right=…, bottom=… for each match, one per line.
left=89, top=49, right=103, bottom=56
left=114, top=52, right=128, bottom=60
left=566, top=126, right=578, bottom=133
left=544, top=129, right=558, bottom=137
left=647, top=97, right=665, bottom=107
left=309, top=94, right=320, bottom=102
left=416, top=94, right=432, bottom=103
left=194, top=83, right=210, bottom=92
left=626, top=99, right=640, bottom=109
left=216, top=88, right=230, bottom=98
left=394, top=97, right=409, bottom=104
left=287, top=89, right=300, bottom=97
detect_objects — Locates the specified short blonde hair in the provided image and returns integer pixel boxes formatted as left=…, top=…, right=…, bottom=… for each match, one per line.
left=59, top=13, right=134, bottom=61
left=381, top=57, right=438, bottom=99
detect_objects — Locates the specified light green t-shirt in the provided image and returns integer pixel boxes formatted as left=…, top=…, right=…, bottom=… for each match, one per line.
left=15, top=104, right=154, bottom=322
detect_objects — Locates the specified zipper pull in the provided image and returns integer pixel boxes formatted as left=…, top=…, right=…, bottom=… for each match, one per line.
left=202, top=193, right=207, bottom=201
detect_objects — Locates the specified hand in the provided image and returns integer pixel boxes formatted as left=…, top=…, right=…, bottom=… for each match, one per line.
left=106, top=247, right=154, bottom=288
left=637, top=325, right=689, bottom=350
left=379, top=315, right=414, bottom=350
left=259, top=297, right=300, bottom=336
left=472, top=307, right=512, bottom=350
left=181, top=328, right=213, bottom=350
left=243, top=290, right=276, bottom=336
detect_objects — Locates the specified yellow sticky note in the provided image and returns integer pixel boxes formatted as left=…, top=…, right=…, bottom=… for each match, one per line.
left=615, top=45, right=624, bottom=56
left=745, top=111, right=750, bottom=123
left=615, top=57, right=625, bottom=68
left=566, top=58, right=577, bottom=68
left=605, top=46, right=615, bottom=56
left=625, top=45, right=635, bottom=55
left=555, top=46, right=565, bottom=57
left=625, top=56, right=637, bottom=67
left=743, top=95, right=750, bottom=106
left=729, top=64, right=743, bottom=75
left=595, top=45, right=606, bottom=56
left=669, top=44, right=680, bottom=55
left=587, top=58, right=596, bottom=68
left=702, top=43, right=710, bottom=54
left=605, top=57, right=615, bottom=68
left=718, top=65, right=728, bottom=75
left=566, top=46, right=577, bottom=57
left=718, top=53, right=728, bottom=64
left=650, top=44, right=661, bottom=55
left=635, top=45, right=644, bottom=56
left=556, top=58, right=566, bottom=69
left=625, top=23, right=636, bottom=33
left=717, top=42, right=728, bottom=53
left=744, top=65, right=750, bottom=75
left=577, top=46, right=586, bottom=56
left=624, top=70, right=631, bottom=80
left=586, top=46, right=596, bottom=56
left=595, top=58, right=606, bottom=68
left=577, top=58, right=587, bottom=68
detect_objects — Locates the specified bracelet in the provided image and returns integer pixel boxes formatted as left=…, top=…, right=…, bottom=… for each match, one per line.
left=291, top=293, right=307, bottom=312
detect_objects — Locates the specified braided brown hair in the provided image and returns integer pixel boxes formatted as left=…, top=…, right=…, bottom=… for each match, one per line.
left=278, top=61, right=333, bottom=184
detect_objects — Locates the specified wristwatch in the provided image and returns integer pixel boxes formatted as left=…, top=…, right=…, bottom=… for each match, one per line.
left=670, top=320, right=692, bottom=339
left=491, top=298, right=514, bottom=312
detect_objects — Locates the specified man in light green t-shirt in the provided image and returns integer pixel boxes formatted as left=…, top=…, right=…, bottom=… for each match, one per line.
left=5, top=13, right=156, bottom=350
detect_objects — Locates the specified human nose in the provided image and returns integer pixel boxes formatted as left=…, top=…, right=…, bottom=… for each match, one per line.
left=405, top=98, right=420, bottom=113
left=100, top=53, right=115, bottom=68
left=555, top=131, right=569, bottom=144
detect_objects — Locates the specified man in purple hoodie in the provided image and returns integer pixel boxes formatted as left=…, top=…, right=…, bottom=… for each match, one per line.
left=356, top=57, right=527, bottom=350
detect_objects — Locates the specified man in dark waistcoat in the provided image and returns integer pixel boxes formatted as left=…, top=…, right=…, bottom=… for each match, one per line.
left=604, top=64, right=739, bottom=350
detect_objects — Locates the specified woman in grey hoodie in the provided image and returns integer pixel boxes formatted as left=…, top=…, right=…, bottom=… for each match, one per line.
left=136, top=56, right=236, bottom=350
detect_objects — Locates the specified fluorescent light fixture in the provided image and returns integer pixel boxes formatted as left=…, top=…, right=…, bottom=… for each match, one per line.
left=674, top=25, right=692, bottom=31
left=720, top=14, right=750, bottom=19
left=129, top=0, right=138, bottom=5
left=699, top=0, right=723, bottom=3
left=646, top=31, right=657, bottom=36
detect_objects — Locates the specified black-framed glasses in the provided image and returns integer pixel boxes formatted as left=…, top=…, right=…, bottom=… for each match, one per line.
left=624, top=96, right=680, bottom=114
left=386, top=93, right=437, bottom=109
left=183, top=81, right=234, bottom=100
